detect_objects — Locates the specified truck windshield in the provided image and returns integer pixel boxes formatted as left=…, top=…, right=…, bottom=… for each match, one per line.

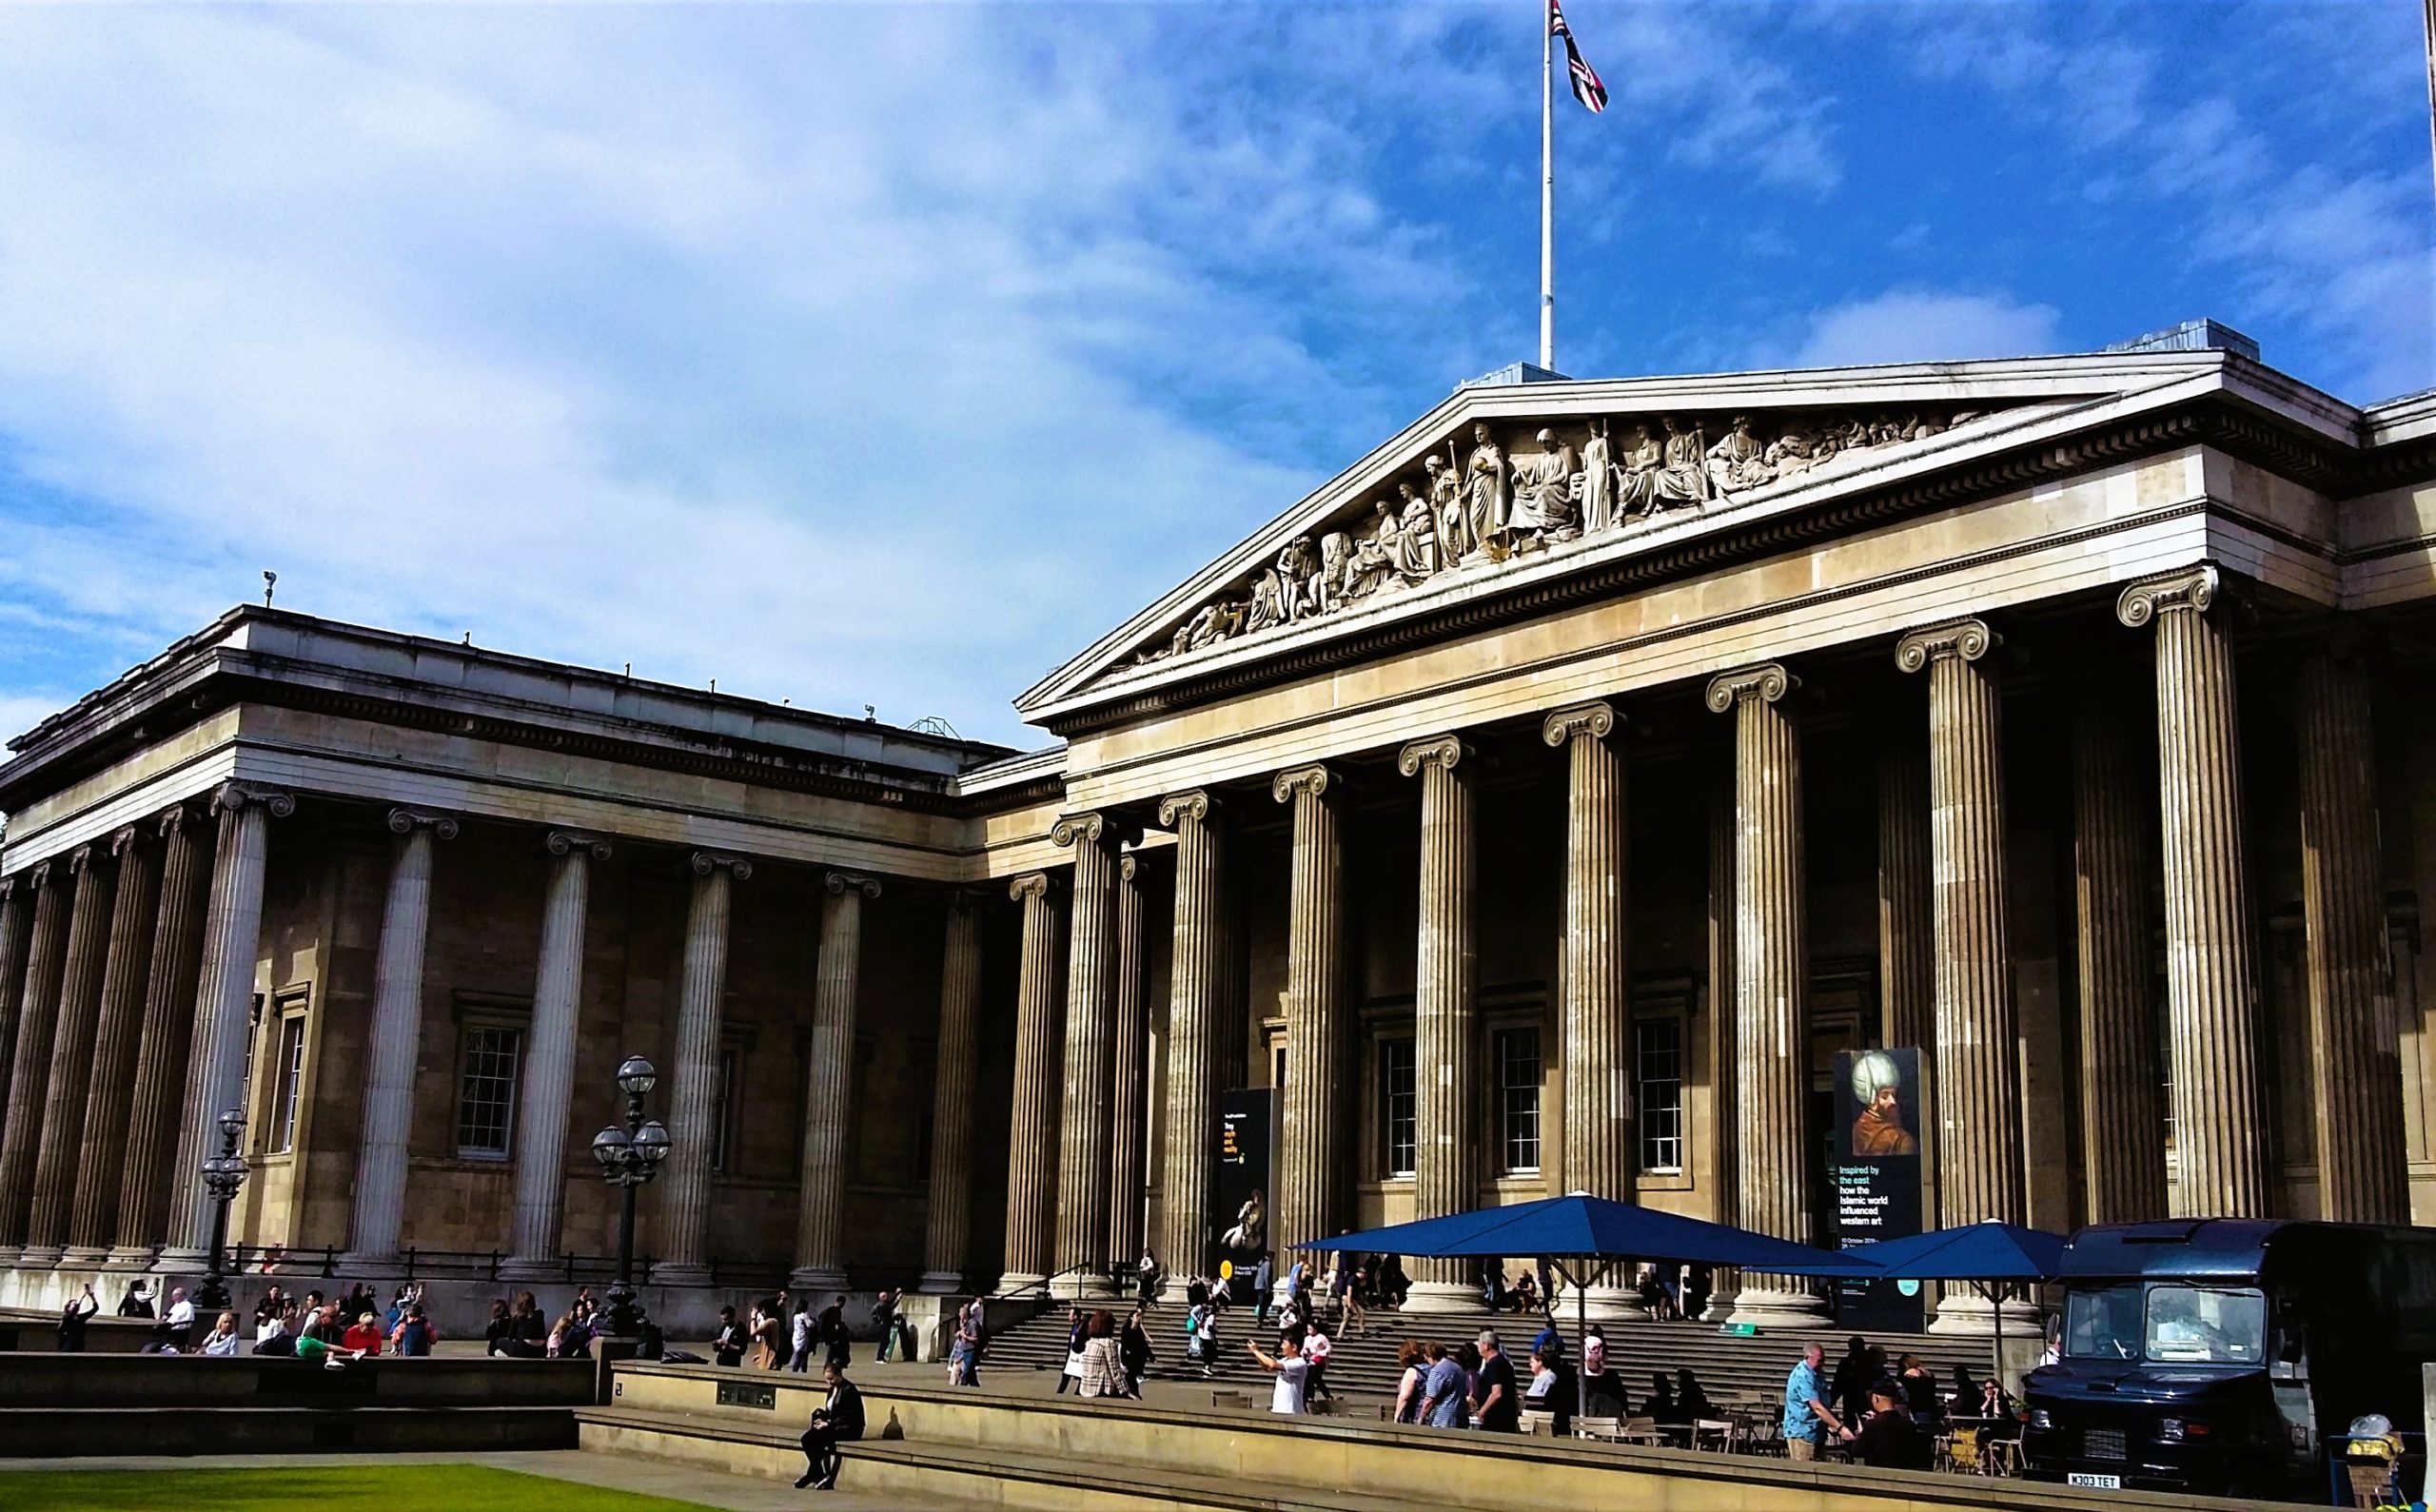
left=2064, top=1282, right=2269, bottom=1365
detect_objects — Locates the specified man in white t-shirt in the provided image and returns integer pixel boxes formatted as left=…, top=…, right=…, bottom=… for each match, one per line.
left=1247, top=1335, right=1308, bottom=1415
left=164, top=1287, right=197, bottom=1350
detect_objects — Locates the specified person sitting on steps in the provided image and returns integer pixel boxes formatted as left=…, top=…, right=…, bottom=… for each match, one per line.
left=796, top=1360, right=865, bottom=1491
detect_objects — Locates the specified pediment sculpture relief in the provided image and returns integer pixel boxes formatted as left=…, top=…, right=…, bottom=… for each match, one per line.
left=1133, top=404, right=1993, bottom=666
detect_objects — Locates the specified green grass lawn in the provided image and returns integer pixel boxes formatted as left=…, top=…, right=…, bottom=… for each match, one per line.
left=1, top=1463, right=720, bottom=1512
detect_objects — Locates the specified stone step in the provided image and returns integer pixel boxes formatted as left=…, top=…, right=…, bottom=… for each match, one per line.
left=0, top=1404, right=576, bottom=1457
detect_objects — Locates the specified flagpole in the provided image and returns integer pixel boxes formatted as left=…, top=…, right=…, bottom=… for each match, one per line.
left=1540, top=0, right=1555, bottom=371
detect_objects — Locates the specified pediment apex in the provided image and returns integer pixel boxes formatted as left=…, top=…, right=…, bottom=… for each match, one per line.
left=1015, top=347, right=2350, bottom=724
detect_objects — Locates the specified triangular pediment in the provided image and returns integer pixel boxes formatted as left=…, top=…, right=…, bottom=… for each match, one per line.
left=1015, top=349, right=2325, bottom=728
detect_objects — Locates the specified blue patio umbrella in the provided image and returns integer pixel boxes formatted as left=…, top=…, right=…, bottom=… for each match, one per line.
left=1833, top=1220, right=2067, bottom=1388
left=1296, top=1193, right=1878, bottom=1425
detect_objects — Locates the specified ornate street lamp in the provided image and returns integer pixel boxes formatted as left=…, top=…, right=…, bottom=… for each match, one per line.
left=592, top=1054, right=669, bottom=1337
left=195, top=1108, right=249, bottom=1312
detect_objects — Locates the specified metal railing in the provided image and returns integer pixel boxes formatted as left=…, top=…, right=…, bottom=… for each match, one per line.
left=221, top=1245, right=799, bottom=1292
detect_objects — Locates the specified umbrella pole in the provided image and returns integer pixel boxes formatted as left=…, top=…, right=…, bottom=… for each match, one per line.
left=1983, top=1279, right=2004, bottom=1398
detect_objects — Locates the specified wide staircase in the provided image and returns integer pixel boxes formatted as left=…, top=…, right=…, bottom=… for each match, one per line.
left=980, top=1298, right=1995, bottom=1419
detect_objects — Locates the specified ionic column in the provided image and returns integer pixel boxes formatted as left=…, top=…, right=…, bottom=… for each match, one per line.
left=2074, top=695, right=2166, bottom=1223
left=66, top=825, right=164, bottom=1264
left=25, top=843, right=120, bottom=1264
left=2118, top=565, right=2269, bottom=1216
left=0, top=875, right=34, bottom=1137
left=1400, top=736, right=1480, bottom=1313
left=1051, top=813, right=1120, bottom=1295
left=1156, top=791, right=1224, bottom=1280
left=1878, top=740, right=1935, bottom=1056
left=1897, top=619, right=2029, bottom=1334
left=792, top=872, right=879, bottom=1291
left=1272, top=763, right=1347, bottom=1268
left=998, top=872, right=1063, bottom=1290
left=654, top=851, right=750, bottom=1286
left=0, top=862, right=68, bottom=1260
left=500, top=830, right=611, bottom=1282
left=1699, top=769, right=1740, bottom=1323
left=1705, top=664, right=1825, bottom=1324
left=340, top=810, right=458, bottom=1268
left=111, top=806, right=210, bottom=1265
left=920, top=893, right=985, bottom=1292
left=165, top=783, right=293, bottom=1264
left=1108, top=854, right=1150, bottom=1270
left=2296, top=640, right=2409, bottom=1223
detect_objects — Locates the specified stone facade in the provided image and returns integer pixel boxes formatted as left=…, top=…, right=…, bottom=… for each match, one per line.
left=3, top=344, right=2436, bottom=1335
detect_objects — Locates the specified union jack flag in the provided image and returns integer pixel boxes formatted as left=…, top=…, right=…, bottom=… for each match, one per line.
left=1550, top=0, right=1608, bottom=114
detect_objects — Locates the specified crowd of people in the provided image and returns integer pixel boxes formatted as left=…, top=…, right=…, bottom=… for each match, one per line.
left=1783, top=1336, right=2019, bottom=1469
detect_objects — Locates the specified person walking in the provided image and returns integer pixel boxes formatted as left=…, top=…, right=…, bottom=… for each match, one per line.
left=1252, top=1254, right=1273, bottom=1326
left=1119, top=1307, right=1155, bottom=1397
left=1056, top=1307, right=1089, bottom=1394
left=1418, top=1343, right=1467, bottom=1428
left=712, top=1306, right=746, bottom=1367
left=1303, top=1323, right=1334, bottom=1404
left=947, top=1298, right=983, bottom=1387
left=819, top=1294, right=852, bottom=1369
left=1246, top=1334, right=1308, bottom=1415
left=794, top=1360, right=865, bottom=1491
left=872, top=1288, right=898, bottom=1364
left=1781, top=1342, right=1843, bottom=1462
left=57, top=1284, right=97, bottom=1351
left=1468, top=1329, right=1519, bottom=1432
left=1134, top=1248, right=1160, bottom=1308
left=1078, top=1310, right=1127, bottom=1398
left=1392, top=1341, right=1429, bottom=1424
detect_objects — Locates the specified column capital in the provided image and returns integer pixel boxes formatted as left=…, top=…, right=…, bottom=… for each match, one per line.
left=1540, top=701, right=1619, bottom=748
left=544, top=828, right=613, bottom=861
left=210, top=781, right=296, bottom=820
left=2116, top=562, right=2220, bottom=629
left=1051, top=811, right=1136, bottom=852
left=1119, top=853, right=1140, bottom=885
left=1009, top=871, right=1052, bottom=904
left=1397, top=734, right=1471, bottom=776
left=22, top=858, right=52, bottom=892
left=688, top=850, right=754, bottom=881
left=1155, top=789, right=1216, bottom=829
left=63, top=842, right=102, bottom=876
left=155, top=801, right=198, bottom=839
left=945, top=885, right=992, bottom=913
left=1895, top=618, right=1999, bottom=673
left=823, top=871, right=882, bottom=899
left=385, top=807, right=462, bottom=840
left=1270, top=763, right=1341, bottom=805
left=107, top=824, right=143, bottom=859
left=1704, top=662, right=1798, bottom=713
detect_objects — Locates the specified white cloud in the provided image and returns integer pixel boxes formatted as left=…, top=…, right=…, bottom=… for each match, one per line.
left=0, top=693, right=70, bottom=750
left=1788, top=291, right=2063, bottom=368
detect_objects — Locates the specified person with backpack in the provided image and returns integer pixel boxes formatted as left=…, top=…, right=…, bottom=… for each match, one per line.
left=389, top=1303, right=438, bottom=1357
left=872, top=1288, right=898, bottom=1363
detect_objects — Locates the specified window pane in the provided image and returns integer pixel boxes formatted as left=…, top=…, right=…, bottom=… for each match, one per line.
left=1381, top=1039, right=1416, bottom=1178
left=1497, top=1028, right=1542, bottom=1173
left=457, top=1027, right=521, bottom=1157
left=272, top=1016, right=308, bottom=1154
left=1635, top=1017, right=1684, bottom=1173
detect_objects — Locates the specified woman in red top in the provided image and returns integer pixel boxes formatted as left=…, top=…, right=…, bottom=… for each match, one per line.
left=341, top=1311, right=384, bottom=1355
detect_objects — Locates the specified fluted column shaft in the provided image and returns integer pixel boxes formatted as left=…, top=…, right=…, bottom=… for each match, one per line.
left=920, top=896, right=985, bottom=1291
left=1707, top=664, right=1824, bottom=1323
left=1548, top=707, right=1635, bottom=1195
left=1700, top=770, right=1741, bottom=1322
left=999, top=873, right=1063, bottom=1288
left=167, top=785, right=290, bottom=1260
left=501, top=832, right=607, bottom=1279
left=1878, top=741, right=1935, bottom=1055
left=1273, top=764, right=1347, bottom=1268
left=793, top=873, right=878, bottom=1290
left=0, top=877, right=34, bottom=1140
left=344, top=811, right=456, bottom=1265
left=2296, top=645, right=2409, bottom=1223
left=2073, top=695, right=2166, bottom=1223
left=1898, top=621, right=2025, bottom=1242
left=0, top=865, right=69, bottom=1256
left=26, top=846, right=120, bottom=1261
left=1400, top=737, right=1478, bottom=1306
left=1157, top=792, right=1224, bottom=1280
left=1051, top=815, right=1121, bottom=1293
left=2119, top=566, right=2269, bottom=1217
left=1109, top=854, right=1149, bottom=1268
left=112, top=808, right=209, bottom=1263
left=67, top=827, right=163, bottom=1261
left=657, top=852, right=749, bottom=1284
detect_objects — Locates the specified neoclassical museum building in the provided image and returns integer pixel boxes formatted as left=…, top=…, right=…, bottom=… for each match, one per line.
left=3, top=327, right=2434, bottom=1331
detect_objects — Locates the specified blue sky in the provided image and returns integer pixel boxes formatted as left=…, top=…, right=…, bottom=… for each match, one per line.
left=0, top=1, right=2426, bottom=751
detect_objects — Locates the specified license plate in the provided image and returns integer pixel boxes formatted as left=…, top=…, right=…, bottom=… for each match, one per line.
left=2068, top=1473, right=2123, bottom=1489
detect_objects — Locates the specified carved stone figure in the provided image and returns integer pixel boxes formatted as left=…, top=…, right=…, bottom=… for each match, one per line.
left=1315, top=531, right=1354, bottom=613
left=1183, top=597, right=1239, bottom=651
left=1277, top=536, right=1319, bottom=622
left=1653, top=416, right=1711, bottom=506
left=1508, top=427, right=1581, bottom=540
left=1763, top=425, right=1821, bottom=479
left=1705, top=414, right=1772, bottom=494
left=1245, top=568, right=1287, bottom=632
left=1580, top=417, right=1619, bottom=532
left=1615, top=422, right=1664, bottom=516
left=1463, top=422, right=1509, bottom=559
left=1342, top=506, right=1399, bottom=600
left=1426, top=454, right=1468, bottom=564
left=1394, top=482, right=1440, bottom=578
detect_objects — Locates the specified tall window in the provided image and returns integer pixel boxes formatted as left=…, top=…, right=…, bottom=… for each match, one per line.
left=1380, top=1038, right=1417, bottom=1178
left=1635, top=1017, right=1684, bottom=1174
left=1495, top=1027, right=1542, bottom=1174
left=456, top=1026, right=522, bottom=1158
left=710, top=1047, right=740, bottom=1174
left=270, top=1013, right=308, bottom=1154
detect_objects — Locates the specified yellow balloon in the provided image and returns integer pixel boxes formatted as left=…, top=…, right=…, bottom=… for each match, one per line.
left=1219, top=1260, right=1234, bottom=1280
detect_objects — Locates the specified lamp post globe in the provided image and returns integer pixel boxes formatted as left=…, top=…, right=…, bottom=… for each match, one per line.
left=599, top=1054, right=667, bottom=1340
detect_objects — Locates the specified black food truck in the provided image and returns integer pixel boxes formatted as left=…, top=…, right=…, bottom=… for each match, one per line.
left=2022, top=1219, right=2436, bottom=1498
